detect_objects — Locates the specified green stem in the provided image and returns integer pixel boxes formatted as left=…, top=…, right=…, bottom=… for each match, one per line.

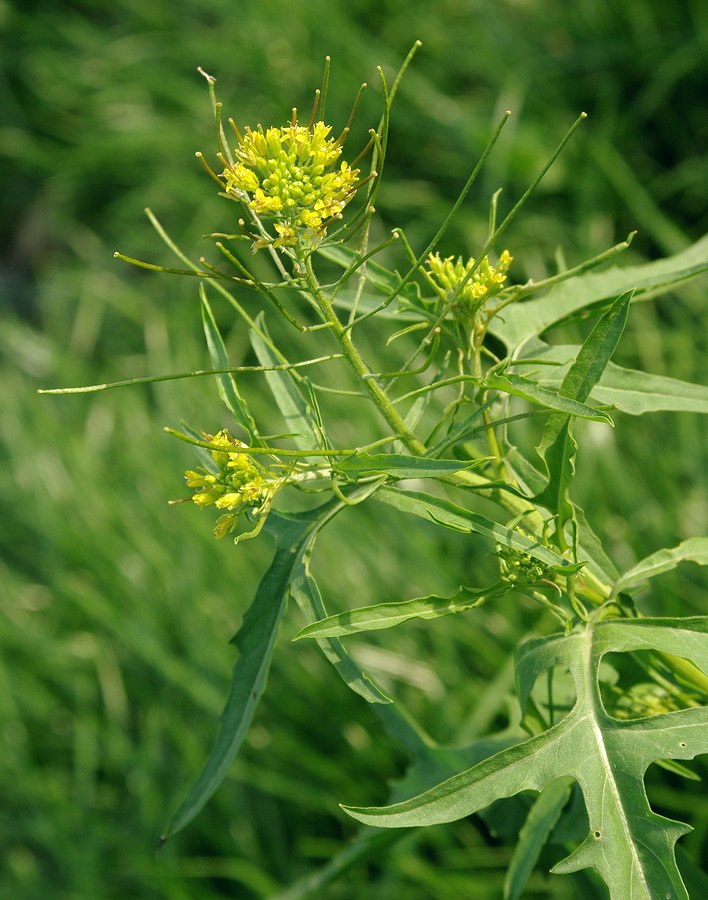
left=304, top=250, right=616, bottom=610
left=304, top=254, right=427, bottom=455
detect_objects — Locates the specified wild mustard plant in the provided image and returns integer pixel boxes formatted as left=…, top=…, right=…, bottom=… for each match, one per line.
left=42, top=48, right=708, bottom=899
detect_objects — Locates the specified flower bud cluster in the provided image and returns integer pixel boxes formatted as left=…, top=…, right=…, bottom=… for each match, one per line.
left=221, top=121, right=360, bottom=247
left=426, top=250, right=512, bottom=322
left=610, top=683, right=682, bottom=720
left=184, top=430, right=276, bottom=539
left=497, top=544, right=551, bottom=589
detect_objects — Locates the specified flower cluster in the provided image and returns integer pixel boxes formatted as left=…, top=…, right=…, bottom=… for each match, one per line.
left=184, top=430, right=278, bottom=539
left=496, top=544, right=551, bottom=589
left=426, top=250, right=512, bottom=322
left=609, top=683, right=683, bottom=720
left=221, top=121, right=360, bottom=248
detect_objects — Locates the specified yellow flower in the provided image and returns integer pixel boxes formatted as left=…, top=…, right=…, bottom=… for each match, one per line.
left=426, top=250, right=512, bottom=321
left=183, top=429, right=280, bottom=538
left=221, top=121, right=360, bottom=247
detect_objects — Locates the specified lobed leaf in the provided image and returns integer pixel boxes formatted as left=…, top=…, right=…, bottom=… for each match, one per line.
left=342, top=617, right=708, bottom=899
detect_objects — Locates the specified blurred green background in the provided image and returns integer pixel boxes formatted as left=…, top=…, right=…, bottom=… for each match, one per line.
left=1, top=1, right=706, bottom=897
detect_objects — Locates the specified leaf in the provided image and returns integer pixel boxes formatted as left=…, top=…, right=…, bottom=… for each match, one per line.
left=200, top=286, right=259, bottom=439
left=532, top=345, right=708, bottom=415
left=288, top=540, right=392, bottom=704
left=534, top=292, right=631, bottom=533
left=372, top=485, right=570, bottom=570
left=503, top=777, right=573, bottom=900
left=489, top=232, right=708, bottom=348
left=335, top=453, right=485, bottom=481
left=294, top=584, right=499, bottom=640
left=614, top=537, right=708, bottom=595
left=250, top=314, right=322, bottom=450
left=485, top=373, right=612, bottom=422
left=342, top=617, right=708, bottom=900
left=160, top=498, right=343, bottom=842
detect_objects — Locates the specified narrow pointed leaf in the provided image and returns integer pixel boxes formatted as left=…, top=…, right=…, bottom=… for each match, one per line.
left=534, top=345, right=708, bottom=415
left=534, top=291, right=631, bottom=527
left=373, top=485, right=570, bottom=570
left=342, top=617, right=708, bottom=900
left=294, top=584, right=498, bottom=640
left=250, top=315, right=321, bottom=449
left=200, top=287, right=259, bottom=439
left=289, top=546, right=392, bottom=704
left=489, top=232, right=708, bottom=347
left=613, top=537, right=708, bottom=595
left=485, top=373, right=612, bottom=422
left=503, top=777, right=573, bottom=900
left=161, top=499, right=343, bottom=841
left=335, top=453, right=485, bottom=481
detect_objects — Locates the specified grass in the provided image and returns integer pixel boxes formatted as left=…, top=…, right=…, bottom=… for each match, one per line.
left=1, top=1, right=706, bottom=896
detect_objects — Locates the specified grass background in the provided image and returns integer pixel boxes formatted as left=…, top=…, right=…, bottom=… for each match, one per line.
left=1, top=0, right=707, bottom=897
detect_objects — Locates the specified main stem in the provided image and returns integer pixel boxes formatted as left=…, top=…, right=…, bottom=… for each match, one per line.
left=304, top=253, right=624, bottom=604
left=304, top=254, right=427, bottom=456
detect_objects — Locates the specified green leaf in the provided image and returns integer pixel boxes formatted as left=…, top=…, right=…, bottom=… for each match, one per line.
left=288, top=536, right=392, bottom=704
left=534, top=292, right=631, bottom=535
left=485, top=373, right=612, bottom=422
left=342, top=617, right=708, bottom=900
left=503, top=777, right=573, bottom=900
left=200, top=287, right=259, bottom=439
left=294, top=584, right=499, bottom=640
left=614, top=537, right=708, bottom=595
left=373, top=485, right=569, bottom=570
left=490, top=233, right=708, bottom=348
left=161, top=499, right=342, bottom=842
left=250, top=315, right=322, bottom=450
left=335, top=453, right=485, bottom=481
left=532, top=345, right=708, bottom=415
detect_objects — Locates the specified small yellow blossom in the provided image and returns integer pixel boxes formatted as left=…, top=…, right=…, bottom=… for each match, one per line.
left=183, top=430, right=279, bottom=539
left=426, top=250, right=512, bottom=321
left=221, top=121, right=360, bottom=248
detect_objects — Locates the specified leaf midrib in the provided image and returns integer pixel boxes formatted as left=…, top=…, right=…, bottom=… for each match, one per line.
left=583, top=626, right=648, bottom=894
